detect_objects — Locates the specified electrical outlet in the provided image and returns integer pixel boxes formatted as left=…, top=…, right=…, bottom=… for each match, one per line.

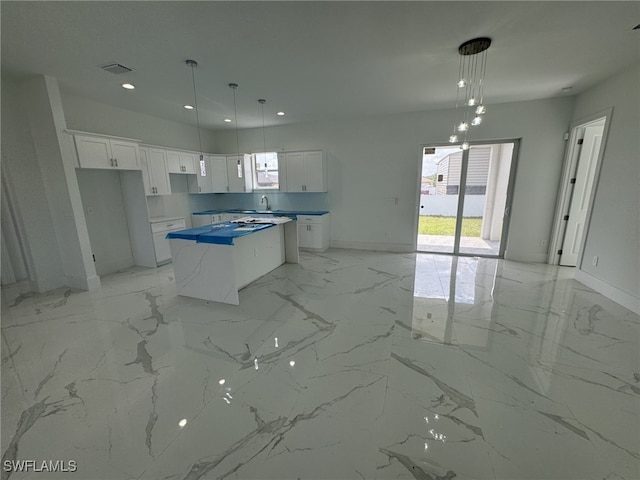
left=592, top=256, right=598, bottom=266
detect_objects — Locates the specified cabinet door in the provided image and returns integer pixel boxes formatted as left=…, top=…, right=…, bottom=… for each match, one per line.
left=226, top=156, right=246, bottom=192
left=75, top=135, right=111, bottom=169
left=180, top=152, right=197, bottom=174
left=306, top=224, right=324, bottom=249
left=149, top=148, right=171, bottom=195
left=210, top=155, right=229, bottom=192
left=297, top=222, right=311, bottom=248
left=153, top=232, right=172, bottom=264
left=285, top=152, right=305, bottom=192
left=192, top=155, right=213, bottom=193
left=166, top=151, right=181, bottom=173
left=303, top=151, right=325, bottom=192
left=110, top=139, right=140, bottom=170
left=139, top=147, right=153, bottom=195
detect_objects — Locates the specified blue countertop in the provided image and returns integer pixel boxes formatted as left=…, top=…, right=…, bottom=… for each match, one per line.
left=192, top=209, right=329, bottom=216
left=166, top=222, right=276, bottom=246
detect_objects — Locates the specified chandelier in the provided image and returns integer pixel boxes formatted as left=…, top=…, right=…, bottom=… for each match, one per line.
left=449, top=37, right=491, bottom=150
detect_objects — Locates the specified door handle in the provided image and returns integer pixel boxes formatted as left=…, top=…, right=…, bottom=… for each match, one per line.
left=505, top=206, right=510, bottom=217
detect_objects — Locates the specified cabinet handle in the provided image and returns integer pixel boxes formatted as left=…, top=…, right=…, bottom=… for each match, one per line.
left=199, top=186, right=201, bottom=192
left=109, top=158, right=114, bottom=167
left=114, top=158, right=117, bottom=167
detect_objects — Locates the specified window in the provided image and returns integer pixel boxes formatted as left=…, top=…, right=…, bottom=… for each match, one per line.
left=252, top=152, right=279, bottom=190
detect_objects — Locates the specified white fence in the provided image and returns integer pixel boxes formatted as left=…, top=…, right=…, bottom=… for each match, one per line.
left=419, top=194, right=486, bottom=217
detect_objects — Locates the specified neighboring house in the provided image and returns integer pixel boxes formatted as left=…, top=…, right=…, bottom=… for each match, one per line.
left=435, top=146, right=492, bottom=195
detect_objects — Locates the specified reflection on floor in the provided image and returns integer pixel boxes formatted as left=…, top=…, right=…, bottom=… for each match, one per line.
left=1, top=250, right=638, bottom=480
left=417, top=234, right=500, bottom=256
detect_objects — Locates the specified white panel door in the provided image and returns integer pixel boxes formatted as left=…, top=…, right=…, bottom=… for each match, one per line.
left=149, top=148, right=171, bottom=195
left=109, top=139, right=139, bottom=170
left=166, top=151, right=182, bottom=173
left=210, top=155, right=229, bottom=192
left=180, top=152, right=197, bottom=174
left=303, top=151, right=325, bottom=192
left=226, top=156, right=246, bottom=192
left=75, top=135, right=111, bottom=169
left=560, top=124, right=604, bottom=266
left=285, top=152, right=305, bottom=192
left=139, top=147, right=153, bottom=195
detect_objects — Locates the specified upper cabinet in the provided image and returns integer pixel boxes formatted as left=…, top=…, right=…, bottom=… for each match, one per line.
left=282, top=150, right=327, bottom=192
left=187, top=155, right=229, bottom=194
left=226, top=154, right=253, bottom=192
left=140, top=146, right=170, bottom=196
left=167, top=150, right=197, bottom=174
left=74, top=133, right=140, bottom=170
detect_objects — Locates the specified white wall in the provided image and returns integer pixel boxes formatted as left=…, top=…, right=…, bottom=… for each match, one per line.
left=1, top=77, right=64, bottom=291
left=76, top=169, right=135, bottom=275
left=2, top=75, right=99, bottom=292
left=570, top=63, right=639, bottom=313
left=213, top=97, right=575, bottom=259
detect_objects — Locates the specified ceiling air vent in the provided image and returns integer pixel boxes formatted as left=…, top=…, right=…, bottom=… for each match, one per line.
left=634, top=24, right=640, bottom=30
left=99, top=63, right=134, bottom=75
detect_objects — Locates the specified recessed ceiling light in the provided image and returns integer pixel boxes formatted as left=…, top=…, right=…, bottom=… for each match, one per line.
left=277, top=111, right=285, bottom=116
left=121, top=83, right=135, bottom=90
left=224, top=118, right=232, bottom=123
left=184, top=105, right=194, bottom=110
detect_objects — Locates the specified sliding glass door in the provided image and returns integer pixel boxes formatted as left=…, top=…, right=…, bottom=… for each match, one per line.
left=417, top=141, right=518, bottom=258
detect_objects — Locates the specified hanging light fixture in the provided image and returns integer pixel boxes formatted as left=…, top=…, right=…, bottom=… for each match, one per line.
left=229, top=83, right=242, bottom=178
left=449, top=37, right=491, bottom=150
left=186, top=59, right=205, bottom=176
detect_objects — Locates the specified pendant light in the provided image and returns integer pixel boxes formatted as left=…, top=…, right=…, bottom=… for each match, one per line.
left=449, top=37, right=491, bottom=150
left=229, top=83, right=242, bottom=178
left=186, top=59, right=205, bottom=175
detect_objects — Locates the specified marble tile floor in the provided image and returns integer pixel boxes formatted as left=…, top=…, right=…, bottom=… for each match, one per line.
left=1, top=249, right=638, bottom=480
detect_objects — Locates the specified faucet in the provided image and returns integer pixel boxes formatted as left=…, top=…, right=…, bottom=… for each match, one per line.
left=260, top=195, right=271, bottom=210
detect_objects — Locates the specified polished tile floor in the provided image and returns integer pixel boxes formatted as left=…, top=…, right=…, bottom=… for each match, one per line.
left=1, top=250, right=638, bottom=480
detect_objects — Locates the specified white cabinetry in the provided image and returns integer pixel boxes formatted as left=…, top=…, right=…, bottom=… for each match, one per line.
left=297, top=214, right=330, bottom=251
left=151, top=218, right=186, bottom=265
left=188, top=155, right=229, bottom=193
left=167, top=150, right=197, bottom=174
left=226, top=154, right=253, bottom=192
left=74, top=133, right=140, bottom=170
left=140, top=146, right=171, bottom=196
left=283, top=150, right=327, bottom=192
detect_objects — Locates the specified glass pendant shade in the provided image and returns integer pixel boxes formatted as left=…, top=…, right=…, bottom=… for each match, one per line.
left=475, top=105, right=486, bottom=115
left=458, top=122, right=469, bottom=132
left=461, top=141, right=470, bottom=150
left=471, top=116, right=482, bottom=126
left=457, top=79, right=466, bottom=88
left=467, top=97, right=476, bottom=106
left=449, top=134, right=458, bottom=143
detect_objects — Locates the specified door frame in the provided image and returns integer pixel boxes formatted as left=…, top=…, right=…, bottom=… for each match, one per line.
left=413, top=138, right=521, bottom=258
left=548, top=108, right=613, bottom=267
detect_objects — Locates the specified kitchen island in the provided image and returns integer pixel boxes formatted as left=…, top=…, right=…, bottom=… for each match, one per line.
left=167, top=217, right=298, bottom=305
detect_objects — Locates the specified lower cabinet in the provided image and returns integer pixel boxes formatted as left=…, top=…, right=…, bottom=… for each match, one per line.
left=150, top=218, right=186, bottom=264
left=297, top=214, right=330, bottom=252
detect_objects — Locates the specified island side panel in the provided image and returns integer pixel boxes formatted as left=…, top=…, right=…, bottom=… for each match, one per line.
left=284, top=220, right=299, bottom=264
left=169, top=238, right=240, bottom=305
left=232, top=225, right=286, bottom=290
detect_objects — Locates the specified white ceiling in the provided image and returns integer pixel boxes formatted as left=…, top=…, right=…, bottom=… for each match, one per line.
left=2, top=1, right=638, bottom=130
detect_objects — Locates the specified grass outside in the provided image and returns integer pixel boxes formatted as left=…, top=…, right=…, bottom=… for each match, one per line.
left=419, top=216, right=482, bottom=237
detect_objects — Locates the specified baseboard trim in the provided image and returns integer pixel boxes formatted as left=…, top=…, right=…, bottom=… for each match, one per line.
left=66, top=274, right=101, bottom=291
left=575, top=269, right=640, bottom=315
left=330, top=240, right=414, bottom=253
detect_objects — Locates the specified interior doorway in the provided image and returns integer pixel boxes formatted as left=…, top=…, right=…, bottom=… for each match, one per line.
left=549, top=112, right=610, bottom=267
left=415, top=140, right=519, bottom=258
